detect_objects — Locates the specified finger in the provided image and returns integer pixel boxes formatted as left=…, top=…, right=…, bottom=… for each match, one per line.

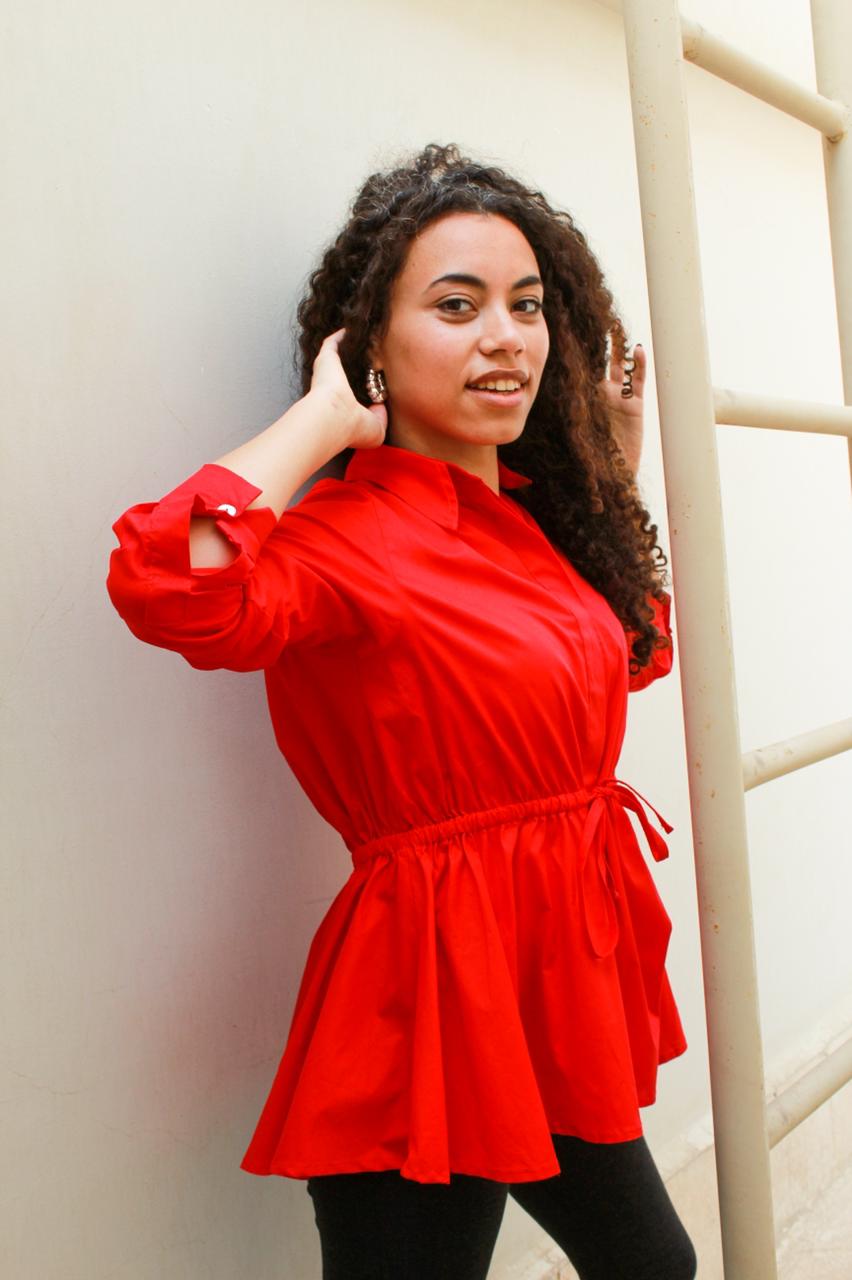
left=631, top=344, right=646, bottom=390
left=314, top=328, right=346, bottom=367
left=611, top=345, right=631, bottom=398
left=618, top=343, right=644, bottom=389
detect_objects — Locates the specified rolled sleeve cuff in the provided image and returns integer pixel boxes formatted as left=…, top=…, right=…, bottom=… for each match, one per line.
left=147, top=463, right=279, bottom=590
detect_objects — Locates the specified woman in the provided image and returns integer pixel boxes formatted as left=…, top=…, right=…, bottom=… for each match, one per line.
left=107, top=142, right=696, bottom=1279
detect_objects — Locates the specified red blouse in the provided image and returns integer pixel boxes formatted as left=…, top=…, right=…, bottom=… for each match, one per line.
left=106, top=441, right=687, bottom=1185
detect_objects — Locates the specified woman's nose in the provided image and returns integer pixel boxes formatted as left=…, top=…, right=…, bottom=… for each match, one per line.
left=480, top=307, right=525, bottom=354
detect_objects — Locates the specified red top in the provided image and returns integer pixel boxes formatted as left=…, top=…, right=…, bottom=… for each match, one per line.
left=106, top=441, right=687, bottom=1185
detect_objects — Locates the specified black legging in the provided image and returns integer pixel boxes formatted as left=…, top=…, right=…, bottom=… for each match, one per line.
left=306, top=1131, right=698, bottom=1279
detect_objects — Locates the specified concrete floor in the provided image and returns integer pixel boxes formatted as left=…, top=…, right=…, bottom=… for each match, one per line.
left=775, top=1158, right=852, bottom=1280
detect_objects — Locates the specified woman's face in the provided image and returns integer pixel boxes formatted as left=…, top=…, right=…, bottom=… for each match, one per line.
left=367, top=212, right=550, bottom=464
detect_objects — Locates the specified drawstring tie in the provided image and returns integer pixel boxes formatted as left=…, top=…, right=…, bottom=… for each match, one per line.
left=578, top=778, right=673, bottom=959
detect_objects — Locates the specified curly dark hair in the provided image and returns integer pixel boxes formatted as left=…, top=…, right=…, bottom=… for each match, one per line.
left=293, top=142, right=671, bottom=679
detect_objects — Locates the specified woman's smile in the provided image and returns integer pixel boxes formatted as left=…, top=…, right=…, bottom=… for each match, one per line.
left=465, top=383, right=527, bottom=405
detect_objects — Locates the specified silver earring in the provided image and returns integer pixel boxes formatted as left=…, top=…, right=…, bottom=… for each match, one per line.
left=366, top=367, right=388, bottom=403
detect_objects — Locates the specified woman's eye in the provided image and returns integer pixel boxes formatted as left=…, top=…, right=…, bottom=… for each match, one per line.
left=516, top=298, right=544, bottom=314
left=437, top=297, right=474, bottom=313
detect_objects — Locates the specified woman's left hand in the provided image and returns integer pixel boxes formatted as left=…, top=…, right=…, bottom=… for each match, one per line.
left=599, top=340, right=646, bottom=477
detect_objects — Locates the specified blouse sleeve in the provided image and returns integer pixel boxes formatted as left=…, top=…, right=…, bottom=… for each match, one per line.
left=627, top=590, right=675, bottom=693
left=106, top=462, right=367, bottom=672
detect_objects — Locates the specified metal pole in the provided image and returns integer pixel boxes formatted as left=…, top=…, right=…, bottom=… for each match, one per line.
left=810, top=0, right=852, bottom=487
left=619, top=2, right=778, bottom=1275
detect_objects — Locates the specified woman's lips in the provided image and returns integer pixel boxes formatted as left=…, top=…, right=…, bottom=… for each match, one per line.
left=465, top=385, right=526, bottom=406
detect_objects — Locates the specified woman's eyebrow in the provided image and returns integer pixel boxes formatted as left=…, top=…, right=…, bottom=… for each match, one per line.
left=423, top=272, right=543, bottom=293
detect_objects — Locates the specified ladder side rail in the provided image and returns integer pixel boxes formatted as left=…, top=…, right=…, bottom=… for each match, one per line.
left=811, top=0, right=852, bottom=487
left=621, top=2, right=779, bottom=1275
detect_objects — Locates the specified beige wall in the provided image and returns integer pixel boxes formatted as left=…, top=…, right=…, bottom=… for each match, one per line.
left=3, top=0, right=851, bottom=1275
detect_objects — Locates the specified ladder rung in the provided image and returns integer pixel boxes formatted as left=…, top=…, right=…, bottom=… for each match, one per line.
left=679, top=16, right=849, bottom=139
left=714, top=387, right=852, bottom=437
left=742, top=718, right=852, bottom=790
left=767, top=1035, right=852, bottom=1147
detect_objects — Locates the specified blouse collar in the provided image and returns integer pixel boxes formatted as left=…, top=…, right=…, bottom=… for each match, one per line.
left=343, top=442, right=532, bottom=530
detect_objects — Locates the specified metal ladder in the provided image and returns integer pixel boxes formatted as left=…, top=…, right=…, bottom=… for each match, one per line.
left=610, top=2, right=852, bottom=1275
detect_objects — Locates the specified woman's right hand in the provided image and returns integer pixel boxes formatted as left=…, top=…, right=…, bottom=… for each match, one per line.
left=309, top=327, right=388, bottom=451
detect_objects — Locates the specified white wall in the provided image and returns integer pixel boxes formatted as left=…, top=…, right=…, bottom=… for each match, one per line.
left=3, top=1, right=850, bottom=1276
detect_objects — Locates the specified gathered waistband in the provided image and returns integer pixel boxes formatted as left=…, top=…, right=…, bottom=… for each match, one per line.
left=348, top=778, right=673, bottom=871
left=348, top=779, right=674, bottom=960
